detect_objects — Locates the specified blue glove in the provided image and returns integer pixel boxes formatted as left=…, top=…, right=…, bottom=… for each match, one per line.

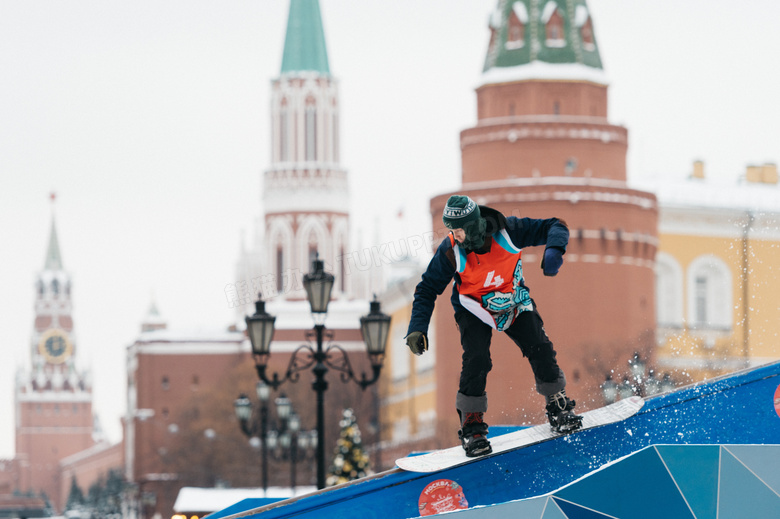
left=542, top=247, right=564, bottom=276
left=405, top=331, right=428, bottom=356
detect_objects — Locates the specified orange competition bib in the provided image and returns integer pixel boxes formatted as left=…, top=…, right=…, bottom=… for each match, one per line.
left=449, top=230, right=532, bottom=330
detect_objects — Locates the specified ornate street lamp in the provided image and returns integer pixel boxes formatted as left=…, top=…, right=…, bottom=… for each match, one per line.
left=234, top=390, right=315, bottom=491
left=233, top=388, right=271, bottom=492
left=644, top=370, right=662, bottom=396
left=245, top=299, right=276, bottom=353
left=601, top=375, right=618, bottom=405
left=660, top=373, right=676, bottom=394
left=618, top=377, right=635, bottom=400
left=303, top=256, right=334, bottom=315
left=361, top=298, right=392, bottom=365
left=234, top=394, right=252, bottom=425
left=275, top=394, right=292, bottom=421
left=629, top=352, right=647, bottom=387
left=244, top=255, right=392, bottom=489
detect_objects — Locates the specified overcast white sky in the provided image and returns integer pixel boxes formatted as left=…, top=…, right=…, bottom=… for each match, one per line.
left=1, top=0, right=779, bottom=457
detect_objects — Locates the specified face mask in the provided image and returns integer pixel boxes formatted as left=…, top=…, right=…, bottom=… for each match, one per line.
left=461, top=218, right=487, bottom=250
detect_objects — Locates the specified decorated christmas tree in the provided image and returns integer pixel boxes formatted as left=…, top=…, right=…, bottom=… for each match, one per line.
left=326, top=408, right=372, bottom=486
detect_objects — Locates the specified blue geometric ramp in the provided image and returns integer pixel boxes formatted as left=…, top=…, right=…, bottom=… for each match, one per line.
left=413, top=445, right=780, bottom=519
left=718, top=447, right=780, bottom=518
left=554, top=446, right=695, bottom=518
left=551, top=499, right=615, bottom=518
left=540, top=499, right=569, bottom=519
left=655, top=445, right=719, bottom=519
left=218, top=361, right=780, bottom=519
left=723, top=445, right=780, bottom=493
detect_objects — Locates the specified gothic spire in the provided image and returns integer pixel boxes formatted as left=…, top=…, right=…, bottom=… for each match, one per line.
left=280, top=0, right=330, bottom=76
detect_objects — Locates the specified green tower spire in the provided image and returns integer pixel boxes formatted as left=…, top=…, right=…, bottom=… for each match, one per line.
left=280, top=0, right=330, bottom=75
left=483, top=0, right=603, bottom=77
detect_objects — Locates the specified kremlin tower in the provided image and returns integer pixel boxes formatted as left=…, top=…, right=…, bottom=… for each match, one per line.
left=234, top=0, right=371, bottom=353
left=236, top=0, right=353, bottom=305
left=430, top=0, right=658, bottom=440
left=14, top=203, right=95, bottom=511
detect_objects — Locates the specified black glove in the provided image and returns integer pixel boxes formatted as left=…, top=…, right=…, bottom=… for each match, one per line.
left=405, top=331, right=428, bottom=356
left=541, top=247, right=564, bottom=276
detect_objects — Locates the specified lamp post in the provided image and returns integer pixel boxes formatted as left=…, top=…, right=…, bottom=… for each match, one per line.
left=245, top=255, right=391, bottom=489
left=600, top=353, right=676, bottom=404
left=264, top=398, right=316, bottom=492
left=628, top=352, right=647, bottom=395
left=233, top=381, right=271, bottom=491
left=601, top=375, right=618, bottom=405
left=234, top=388, right=316, bottom=491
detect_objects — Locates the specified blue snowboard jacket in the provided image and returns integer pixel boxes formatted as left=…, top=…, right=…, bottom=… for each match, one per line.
left=406, top=206, right=569, bottom=335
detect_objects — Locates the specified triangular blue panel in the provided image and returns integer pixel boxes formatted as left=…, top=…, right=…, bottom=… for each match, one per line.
left=539, top=497, right=568, bottom=519
left=500, top=496, right=547, bottom=518
left=719, top=449, right=780, bottom=517
left=723, top=445, right=780, bottom=494
left=555, top=447, right=695, bottom=518
left=452, top=496, right=548, bottom=518
left=656, top=445, right=719, bottom=519
left=552, top=498, right=613, bottom=518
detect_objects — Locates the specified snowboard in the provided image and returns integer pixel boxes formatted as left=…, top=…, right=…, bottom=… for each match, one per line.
left=395, top=396, right=644, bottom=473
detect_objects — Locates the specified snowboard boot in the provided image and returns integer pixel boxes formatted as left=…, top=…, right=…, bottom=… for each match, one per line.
left=458, top=412, right=493, bottom=457
left=545, top=389, right=583, bottom=433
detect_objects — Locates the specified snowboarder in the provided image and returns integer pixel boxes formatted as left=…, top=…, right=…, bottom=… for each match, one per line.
left=406, top=195, right=582, bottom=457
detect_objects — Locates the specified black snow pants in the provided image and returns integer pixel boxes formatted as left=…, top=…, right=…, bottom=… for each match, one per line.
left=455, top=301, right=566, bottom=400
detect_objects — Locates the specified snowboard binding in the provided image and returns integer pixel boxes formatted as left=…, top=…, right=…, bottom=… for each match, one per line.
left=546, top=390, right=583, bottom=433
left=458, top=412, right=493, bottom=457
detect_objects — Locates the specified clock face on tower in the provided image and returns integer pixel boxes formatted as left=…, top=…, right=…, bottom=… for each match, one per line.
left=38, top=328, right=73, bottom=364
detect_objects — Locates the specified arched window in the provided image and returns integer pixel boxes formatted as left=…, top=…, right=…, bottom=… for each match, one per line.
left=339, top=246, right=346, bottom=293
left=542, top=3, right=566, bottom=47
left=305, top=97, right=317, bottom=161
left=506, top=7, right=526, bottom=49
left=332, top=112, right=339, bottom=163
left=655, top=253, right=683, bottom=327
left=276, top=245, right=284, bottom=293
left=297, top=217, right=328, bottom=274
left=279, top=99, right=289, bottom=162
left=580, top=18, right=595, bottom=51
left=308, top=230, right=318, bottom=267
left=267, top=216, right=294, bottom=296
left=686, top=255, right=732, bottom=330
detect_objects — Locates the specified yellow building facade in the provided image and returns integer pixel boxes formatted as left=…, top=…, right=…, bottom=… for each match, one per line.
left=377, top=272, right=439, bottom=461
left=651, top=163, right=780, bottom=382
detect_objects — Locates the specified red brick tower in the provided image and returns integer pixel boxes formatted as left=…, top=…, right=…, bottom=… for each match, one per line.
left=430, top=0, right=658, bottom=441
left=15, top=203, right=95, bottom=511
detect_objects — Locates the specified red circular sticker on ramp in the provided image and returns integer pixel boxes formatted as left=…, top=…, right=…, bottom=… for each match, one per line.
left=418, top=479, right=468, bottom=516
left=774, top=383, right=780, bottom=418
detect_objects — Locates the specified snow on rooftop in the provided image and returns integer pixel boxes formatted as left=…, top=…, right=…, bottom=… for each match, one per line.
left=633, top=175, right=780, bottom=214
left=513, top=2, right=529, bottom=24
left=489, top=7, right=502, bottom=29
left=541, top=1, right=558, bottom=24
left=575, top=5, right=589, bottom=27
left=136, top=327, right=243, bottom=343
left=478, top=61, right=608, bottom=88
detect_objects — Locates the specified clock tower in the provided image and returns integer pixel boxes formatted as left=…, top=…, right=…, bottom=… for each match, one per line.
left=15, top=203, right=95, bottom=512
